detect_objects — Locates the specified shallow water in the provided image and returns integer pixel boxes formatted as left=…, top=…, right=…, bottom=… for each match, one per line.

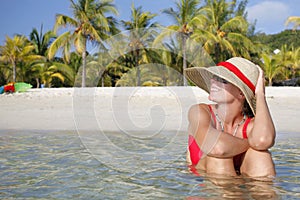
left=0, top=130, right=299, bottom=199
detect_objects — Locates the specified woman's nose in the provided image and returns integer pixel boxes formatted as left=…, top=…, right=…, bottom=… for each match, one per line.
left=211, top=78, right=217, bottom=85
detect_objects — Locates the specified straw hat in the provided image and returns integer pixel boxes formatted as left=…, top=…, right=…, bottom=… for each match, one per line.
left=184, top=57, right=259, bottom=115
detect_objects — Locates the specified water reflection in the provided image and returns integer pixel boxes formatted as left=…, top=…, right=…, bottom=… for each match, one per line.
left=185, top=169, right=278, bottom=199
left=0, top=131, right=299, bottom=199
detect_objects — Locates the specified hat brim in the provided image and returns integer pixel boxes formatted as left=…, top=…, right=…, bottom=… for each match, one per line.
left=184, top=66, right=256, bottom=115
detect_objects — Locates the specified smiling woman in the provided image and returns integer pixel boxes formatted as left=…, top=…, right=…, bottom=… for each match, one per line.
left=184, top=57, right=276, bottom=177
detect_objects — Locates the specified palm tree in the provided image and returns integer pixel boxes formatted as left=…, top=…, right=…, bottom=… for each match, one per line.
left=115, top=63, right=165, bottom=86
left=276, top=45, right=300, bottom=80
left=287, top=46, right=300, bottom=79
left=261, top=53, right=282, bottom=86
left=101, top=52, right=131, bottom=86
left=30, top=25, right=56, bottom=56
left=68, top=52, right=82, bottom=85
left=192, top=0, right=255, bottom=62
left=0, top=35, right=43, bottom=82
left=121, top=3, right=158, bottom=86
left=285, top=16, right=300, bottom=30
left=48, top=0, right=118, bottom=87
left=158, top=39, right=187, bottom=85
left=158, top=0, right=201, bottom=86
left=31, top=61, right=74, bottom=87
left=29, top=26, right=58, bottom=87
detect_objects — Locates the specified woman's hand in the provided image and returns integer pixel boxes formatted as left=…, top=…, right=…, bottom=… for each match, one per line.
left=255, top=65, right=265, bottom=96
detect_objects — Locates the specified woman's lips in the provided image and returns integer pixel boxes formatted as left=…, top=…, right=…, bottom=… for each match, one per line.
left=210, top=86, right=220, bottom=92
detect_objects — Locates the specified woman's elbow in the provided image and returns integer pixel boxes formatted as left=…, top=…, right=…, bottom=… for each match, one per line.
left=250, top=125, right=276, bottom=150
left=250, top=135, right=275, bottom=150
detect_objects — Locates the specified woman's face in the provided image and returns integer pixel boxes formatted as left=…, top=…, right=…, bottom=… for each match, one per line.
left=208, top=76, right=243, bottom=103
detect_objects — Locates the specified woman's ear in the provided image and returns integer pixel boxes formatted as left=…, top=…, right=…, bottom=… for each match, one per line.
left=238, top=90, right=245, bottom=100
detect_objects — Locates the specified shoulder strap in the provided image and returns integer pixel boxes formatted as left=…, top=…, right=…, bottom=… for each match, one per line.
left=242, top=118, right=252, bottom=139
left=208, top=105, right=216, bottom=126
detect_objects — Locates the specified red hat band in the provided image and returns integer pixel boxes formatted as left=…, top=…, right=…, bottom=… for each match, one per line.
left=217, top=61, right=256, bottom=93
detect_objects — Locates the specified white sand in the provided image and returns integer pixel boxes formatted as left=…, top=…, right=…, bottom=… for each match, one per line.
left=0, top=87, right=299, bottom=134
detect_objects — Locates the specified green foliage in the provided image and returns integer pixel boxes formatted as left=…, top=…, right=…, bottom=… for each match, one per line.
left=49, top=0, right=118, bottom=87
left=120, top=3, right=158, bottom=86
left=0, top=35, right=44, bottom=82
left=115, top=63, right=182, bottom=87
left=0, top=0, right=299, bottom=87
left=253, top=30, right=300, bottom=51
left=193, top=0, right=256, bottom=62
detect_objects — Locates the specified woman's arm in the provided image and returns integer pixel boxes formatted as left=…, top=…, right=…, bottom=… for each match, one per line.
left=206, top=128, right=249, bottom=158
left=188, top=104, right=249, bottom=158
left=248, top=66, right=276, bottom=150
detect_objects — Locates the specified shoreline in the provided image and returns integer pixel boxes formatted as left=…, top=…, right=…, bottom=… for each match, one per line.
left=0, top=86, right=299, bottom=134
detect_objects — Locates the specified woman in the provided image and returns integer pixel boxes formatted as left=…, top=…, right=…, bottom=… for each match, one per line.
left=184, top=57, right=276, bottom=177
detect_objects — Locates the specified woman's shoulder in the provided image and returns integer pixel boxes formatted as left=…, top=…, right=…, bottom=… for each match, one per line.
left=188, top=103, right=213, bottom=121
left=188, top=103, right=210, bottom=113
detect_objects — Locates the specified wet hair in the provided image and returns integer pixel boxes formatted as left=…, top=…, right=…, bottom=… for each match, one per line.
left=243, top=100, right=254, bottom=118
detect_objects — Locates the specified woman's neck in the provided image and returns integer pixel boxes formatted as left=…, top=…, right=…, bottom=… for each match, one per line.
left=215, top=102, right=243, bottom=126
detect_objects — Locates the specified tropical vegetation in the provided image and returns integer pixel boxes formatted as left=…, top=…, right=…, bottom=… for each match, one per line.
left=0, top=0, right=299, bottom=87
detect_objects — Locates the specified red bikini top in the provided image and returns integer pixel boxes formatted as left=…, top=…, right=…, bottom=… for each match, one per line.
left=188, top=105, right=252, bottom=165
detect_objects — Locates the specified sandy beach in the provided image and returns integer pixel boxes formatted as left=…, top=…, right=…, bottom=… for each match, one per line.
left=0, top=87, right=299, bottom=134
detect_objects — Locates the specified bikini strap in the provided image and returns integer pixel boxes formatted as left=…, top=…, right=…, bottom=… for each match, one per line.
left=208, top=105, right=217, bottom=126
left=242, top=118, right=252, bottom=139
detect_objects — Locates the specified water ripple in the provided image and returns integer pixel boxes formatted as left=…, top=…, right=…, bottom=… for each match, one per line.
left=0, top=131, right=299, bottom=199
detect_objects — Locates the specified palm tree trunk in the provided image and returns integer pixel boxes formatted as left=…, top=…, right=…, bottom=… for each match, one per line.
left=98, top=69, right=105, bottom=87
left=82, top=43, right=87, bottom=87
left=292, top=68, right=296, bottom=79
left=12, top=61, right=16, bottom=82
left=215, top=43, right=221, bottom=63
left=136, top=68, right=141, bottom=86
left=182, top=35, right=187, bottom=86
left=268, top=79, right=272, bottom=86
left=163, top=76, right=167, bottom=86
left=136, top=49, right=141, bottom=86
left=36, top=78, right=40, bottom=88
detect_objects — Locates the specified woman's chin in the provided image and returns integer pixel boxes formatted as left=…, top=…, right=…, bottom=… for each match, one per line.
left=208, top=94, right=220, bottom=103
left=208, top=95, right=214, bottom=101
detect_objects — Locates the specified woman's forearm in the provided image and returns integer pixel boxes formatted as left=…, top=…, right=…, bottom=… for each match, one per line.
left=248, top=67, right=276, bottom=150
left=205, top=129, right=249, bottom=158
left=249, top=93, right=275, bottom=150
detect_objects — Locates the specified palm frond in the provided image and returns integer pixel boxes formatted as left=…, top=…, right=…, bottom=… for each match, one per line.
left=48, top=31, right=72, bottom=60
left=221, top=16, right=248, bottom=32
left=285, top=16, right=300, bottom=30
left=54, top=14, right=78, bottom=33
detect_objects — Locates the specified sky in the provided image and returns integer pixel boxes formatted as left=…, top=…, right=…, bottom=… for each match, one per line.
left=0, top=0, right=299, bottom=44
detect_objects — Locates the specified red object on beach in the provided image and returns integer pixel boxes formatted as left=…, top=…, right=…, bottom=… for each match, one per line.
left=4, top=83, right=15, bottom=93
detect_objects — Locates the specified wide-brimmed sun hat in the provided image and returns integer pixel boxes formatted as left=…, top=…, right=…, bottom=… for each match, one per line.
left=184, top=57, right=259, bottom=115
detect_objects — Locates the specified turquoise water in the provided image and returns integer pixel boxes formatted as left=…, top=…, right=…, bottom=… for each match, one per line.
left=0, top=130, right=299, bottom=199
